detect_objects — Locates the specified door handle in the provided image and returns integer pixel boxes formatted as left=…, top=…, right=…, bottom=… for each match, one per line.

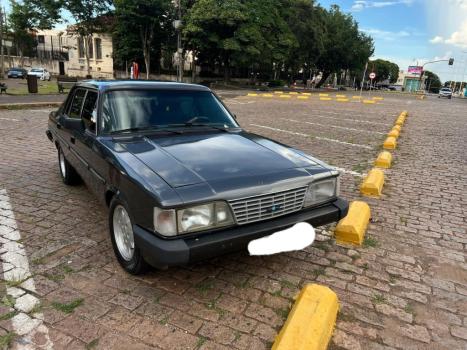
left=70, top=136, right=75, bottom=144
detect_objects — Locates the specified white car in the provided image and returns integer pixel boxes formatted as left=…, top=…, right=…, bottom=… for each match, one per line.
left=28, top=68, right=51, bottom=81
left=438, top=88, right=452, bottom=99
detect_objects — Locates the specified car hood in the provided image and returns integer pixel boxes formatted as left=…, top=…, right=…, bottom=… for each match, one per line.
left=113, top=131, right=327, bottom=189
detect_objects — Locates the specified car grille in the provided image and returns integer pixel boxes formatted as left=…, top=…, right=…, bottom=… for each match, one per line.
left=228, top=186, right=308, bottom=225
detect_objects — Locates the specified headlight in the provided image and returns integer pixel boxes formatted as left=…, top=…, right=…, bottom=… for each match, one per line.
left=154, top=207, right=177, bottom=236
left=154, top=201, right=234, bottom=236
left=177, top=201, right=234, bottom=234
left=303, top=177, right=338, bottom=207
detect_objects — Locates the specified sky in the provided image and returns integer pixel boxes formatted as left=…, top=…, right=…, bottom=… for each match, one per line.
left=318, top=0, right=467, bottom=82
left=2, top=0, right=467, bottom=83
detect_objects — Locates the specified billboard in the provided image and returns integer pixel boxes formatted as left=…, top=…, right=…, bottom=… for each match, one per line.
left=408, top=66, right=423, bottom=75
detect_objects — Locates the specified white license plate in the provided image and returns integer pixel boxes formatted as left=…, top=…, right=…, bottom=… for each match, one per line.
left=248, top=222, right=315, bottom=256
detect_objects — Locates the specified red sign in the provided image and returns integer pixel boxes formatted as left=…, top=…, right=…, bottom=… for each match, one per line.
left=369, top=72, right=376, bottom=79
left=408, top=66, right=423, bottom=75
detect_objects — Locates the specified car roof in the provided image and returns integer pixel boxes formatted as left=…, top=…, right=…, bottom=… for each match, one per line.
left=75, top=80, right=211, bottom=92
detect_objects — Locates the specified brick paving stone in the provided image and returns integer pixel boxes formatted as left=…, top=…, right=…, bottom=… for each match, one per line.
left=1, top=96, right=467, bottom=349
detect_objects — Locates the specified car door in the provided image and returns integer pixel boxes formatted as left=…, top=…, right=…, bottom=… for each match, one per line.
left=57, top=88, right=88, bottom=178
left=74, top=89, right=108, bottom=198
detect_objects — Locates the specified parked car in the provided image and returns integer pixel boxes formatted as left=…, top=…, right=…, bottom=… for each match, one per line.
left=438, top=87, right=452, bottom=99
left=28, top=68, right=51, bottom=81
left=7, top=67, right=28, bottom=79
left=46, top=81, right=348, bottom=274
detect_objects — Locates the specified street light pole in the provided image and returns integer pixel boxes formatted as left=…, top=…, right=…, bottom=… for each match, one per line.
left=0, top=7, right=4, bottom=80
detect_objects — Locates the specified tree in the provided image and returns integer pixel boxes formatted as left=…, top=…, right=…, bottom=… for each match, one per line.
left=62, top=0, right=112, bottom=76
left=315, top=5, right=373, bottom=87
left=422, top=70, right=441, bottom=92
left=114, top=0, right=172, bottom=78
left=368, top=59, right=399, bottom=83
left=8, top=0, right=61, bottom=64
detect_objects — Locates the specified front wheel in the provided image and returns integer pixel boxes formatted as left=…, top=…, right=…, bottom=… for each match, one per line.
left=58, top=146, right=80, bottom=185
left=109, top=198, right=148, bottom=275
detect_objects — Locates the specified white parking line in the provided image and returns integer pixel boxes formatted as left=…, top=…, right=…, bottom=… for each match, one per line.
left=250, top=124, right=373, bottom=149
left=306, top=111, right=390, bottom=126
left=283, top=118, right=385, bottom=135
left=0, top=117, right=19, bottom=122
left=0, top=189, right=53, bottom=349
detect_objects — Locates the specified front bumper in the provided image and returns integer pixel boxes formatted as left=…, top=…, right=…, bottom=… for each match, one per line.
left=134, top=198, right=348, bottom=269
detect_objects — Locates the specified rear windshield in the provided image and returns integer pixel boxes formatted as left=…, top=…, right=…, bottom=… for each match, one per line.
left=441, top=88, right=451, bottom=92
left=101, top=90, right=238, bottom=133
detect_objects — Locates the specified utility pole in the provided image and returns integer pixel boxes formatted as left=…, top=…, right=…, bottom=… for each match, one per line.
left=0, top=7, right=4, bottom=80
left=173, top=0, right=183, bottom=82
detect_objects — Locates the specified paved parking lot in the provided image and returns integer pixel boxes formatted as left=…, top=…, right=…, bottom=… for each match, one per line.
left=0, top=92, right=466, bottom=349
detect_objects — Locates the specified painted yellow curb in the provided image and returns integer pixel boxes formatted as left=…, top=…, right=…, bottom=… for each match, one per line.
left=274, top=91, right=284, bottom=94
left=247, top=93, right=258, bottom=97
left=363, top=100, right=376, bottom=104
left=297, top=96, right=310, bottom=100
left=280, top=95, right=292, bottom=98
left=383, top=136, right=397, bottom=149
left=395, top=116, right=405, bottom=126
left=335, top=201, right=371, bottom=245
left=360, top=168, right=385, bottom=197
left=352, top=96, right=362, bottom=99
left=289, top=91, right=299, bottom=95
left=320, top=97, right=332, bottom=101
left=401, top=110, right=408, bottom=117
left=388, top=128, right=400, bottom=138
left=374, top=151, right=392, bottom=168
left=336, top=98, right=349, bottom=102
left=262, top=94, right=274, bottom=98
left=393, top=124, right=401, bottom=132
left=272, top=284, right=339, bottom=350
left=302, top=92, right=311, bottom=96
left=372, top=96, right=384, bottom=100
left=319, top=93, right=329, bottom=97
left=336, top=94, right=346, bottom=98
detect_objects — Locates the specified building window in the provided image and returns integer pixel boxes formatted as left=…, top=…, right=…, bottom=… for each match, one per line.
left=95, top=38, right=102, bottom=60
left=38, top=35, right=45, bottom=44
left=78, top=37, right=85, bottom=58
left=88, top=37, right=93, bottom=59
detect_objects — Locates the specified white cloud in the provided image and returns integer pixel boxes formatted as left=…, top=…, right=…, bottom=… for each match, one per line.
left=430, top=36, right=444, bottom=44
left=361, top=28, right=412, bottom=41
left=445, top=20, right=467, bottom=48
left=351, top=0, right=414, bottom=11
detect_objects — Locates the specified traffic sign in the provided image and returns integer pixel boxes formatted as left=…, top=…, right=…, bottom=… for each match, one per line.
left=369, top=72, right=376, bottom=79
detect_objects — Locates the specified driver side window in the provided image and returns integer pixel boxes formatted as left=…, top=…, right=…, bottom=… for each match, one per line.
left=68, top=89, right=87, bottom=119
left=81, top=90, right=98, bottom=132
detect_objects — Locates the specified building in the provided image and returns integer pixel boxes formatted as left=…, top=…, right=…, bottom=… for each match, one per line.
left=33, top=29, right=113, bottom=78
left=395, top=70, right=426, bottom=92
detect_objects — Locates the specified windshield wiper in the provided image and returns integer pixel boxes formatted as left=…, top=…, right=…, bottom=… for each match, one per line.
left=110, top=126, right=183, bottom=135
left=166, top=123, right=231, bottom=132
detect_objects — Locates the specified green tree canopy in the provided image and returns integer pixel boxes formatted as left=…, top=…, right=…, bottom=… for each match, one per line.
left=368, top=59, right=399, bottom=83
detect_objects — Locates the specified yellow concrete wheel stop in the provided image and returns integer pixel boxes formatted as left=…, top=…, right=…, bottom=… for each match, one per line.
left=360, top=168, right=385, bottom=197
left=336, top=98, right=349, bottom=102
left=335, top=201, right=371, bottom=245
left=373, top=96, right=384, bottom=100
left=262, top=94, right=273, bottom=98
left=319, top=93, right=329, bottom=97
left=393, top=124, right=401, bottom=132
left=352, top=96, right=362, bottom=99
left=272, top=284, right=339, bottom=350
left=383, top=136, right=397, bottom=149
left=395, top=116, right=405, bottom=126
left=336, top=94, right=346, bottom=98
left=274, top=91, right=284, bottom=94
left=297, top=96, right=309, bottom=100
left=401, top=111, right=408, bottom=117
left=320, top=97, right=332, bottom=101
left=280, top=95, right=291, bottom=98
left=302, top=92, right=311, bottom=96
left=388, top=128, right=400, bottom=138
left=363, top=100, right=375, bottom=104
left=289, top=91, right=298, bottom=95
left=374, top=151, right=392, bottom=168
left=247, top=93, right=258, bottom=96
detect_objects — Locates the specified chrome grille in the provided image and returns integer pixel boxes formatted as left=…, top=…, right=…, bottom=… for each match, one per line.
left=229, top=186, right=307, bottom=225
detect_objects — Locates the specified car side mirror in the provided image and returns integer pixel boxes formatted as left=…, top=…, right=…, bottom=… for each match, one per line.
left=64, top=118, right=84, bottom=132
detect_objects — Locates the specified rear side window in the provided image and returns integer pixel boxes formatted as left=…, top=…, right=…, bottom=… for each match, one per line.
left=68, top=89, right=87, bottom=119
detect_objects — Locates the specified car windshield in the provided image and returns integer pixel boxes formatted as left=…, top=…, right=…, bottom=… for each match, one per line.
left=31, top=69, right=42, bottom=72
left=101, top=90, right=239, bottom=133
left=441, top=88, right=451, bottom=92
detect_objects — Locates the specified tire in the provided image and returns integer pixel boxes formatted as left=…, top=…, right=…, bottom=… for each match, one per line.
left=109, top=197, right=148, bottom=275
left=58, top=146, right=81, bottom=185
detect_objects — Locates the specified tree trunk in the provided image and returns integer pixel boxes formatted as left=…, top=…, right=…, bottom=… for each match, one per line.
left=315, top=71, right=331, bottom=88
left=223, top=57, right=230, bottom=82
left=85, top=35, right=91, bottom=77
left=144, top=49, right=150, bottom=80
